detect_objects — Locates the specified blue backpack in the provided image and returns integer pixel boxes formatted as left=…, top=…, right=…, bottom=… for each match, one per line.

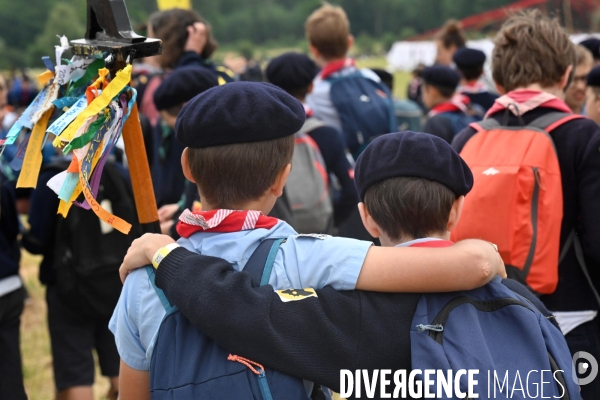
left=436, top=111, right=479, bottom=139
left=327, top=72, right=396, bottom=158
left=411, top=277, right=580, bottom=399
left=147, top=239, right=310, bottom=400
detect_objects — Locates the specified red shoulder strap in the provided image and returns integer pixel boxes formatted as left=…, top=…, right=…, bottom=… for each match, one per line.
left=544, top=115, right=585, bottom=133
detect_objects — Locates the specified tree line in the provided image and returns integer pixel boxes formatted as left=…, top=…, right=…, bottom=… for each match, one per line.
left=0, top=0, right=576, bottom=69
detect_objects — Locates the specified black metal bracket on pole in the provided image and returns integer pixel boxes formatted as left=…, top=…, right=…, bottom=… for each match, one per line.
left=71, top=0, right=162, bottom=70
left=70, top=0, right=162, bottom=234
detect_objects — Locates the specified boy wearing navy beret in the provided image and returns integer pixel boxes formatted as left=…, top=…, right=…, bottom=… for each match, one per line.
left=112, top=83, right=505, bottom=398
left=420, top=65, right=478, bottom=143
left=453, top=47, right=498, bottom=113
left=116, top=131, right=559, bottom=398
left=586, top=65, right=600, bottom=125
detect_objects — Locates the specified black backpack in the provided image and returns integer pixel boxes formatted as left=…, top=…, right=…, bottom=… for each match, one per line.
left=52, top=159, right=142, bottom=319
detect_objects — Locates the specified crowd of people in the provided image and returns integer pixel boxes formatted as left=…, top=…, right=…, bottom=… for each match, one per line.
left=1, top=3, right=600, bottom=400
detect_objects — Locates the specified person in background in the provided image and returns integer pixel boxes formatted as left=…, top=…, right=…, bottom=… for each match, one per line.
left=407, top=63, right=426, bottom=112
left=453, top=47, right=498, bottom=113
left=266, top=52, right=358, bottom=229
left=238, top=45, right=264, bottom=82
left=579, top=38, right=600, bottom=66
left=434, top=19, right=466, bottom=66
left=421, top=65, right=477, bottom=143
left=151, top=66, right=219, bottom=233
left=140, top=9, right=233, bottom=126
left=565, top=45, right=594, bottom=115
left=585, top=65, right=600, bottom=125
left=370, top=68, right=423, bottom=132
left=0, top=74, right=27, bottom=400
left=453, top=11, right=600, bottom=398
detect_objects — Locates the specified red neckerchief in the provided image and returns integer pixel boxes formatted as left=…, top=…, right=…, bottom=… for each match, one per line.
left=428, top=94, right=470, bottom=117
left=458, top=81, right=487, bottom=94
left=320, top=59, right=356, bottom=80
left=409, top=240, right=454, bottom=248
left=303, top=103, right=314, bottom=117
left=176, top=209, right=280, bottom=238
left=486, top=89, right=572, bottom=118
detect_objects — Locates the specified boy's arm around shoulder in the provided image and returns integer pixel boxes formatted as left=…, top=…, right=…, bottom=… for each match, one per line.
left=154, top=247, right=363, bottom=391
left=355, top=239, right=505, bottom=292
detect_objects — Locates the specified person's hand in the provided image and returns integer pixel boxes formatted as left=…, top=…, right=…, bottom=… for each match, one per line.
left=160, top=219, right=174, bottom=235
left=120, top=233, right=176, bottom=283
left=158, top=203, right=179, bottom=223
left=184, top=22, right=207, bottom=55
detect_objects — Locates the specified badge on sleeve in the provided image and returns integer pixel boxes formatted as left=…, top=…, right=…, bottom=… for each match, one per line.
left=276, top=288, right=318, bottom=302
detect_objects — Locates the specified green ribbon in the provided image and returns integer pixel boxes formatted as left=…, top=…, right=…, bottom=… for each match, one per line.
left=62, top=113, right=108, bottom=154
left=68, top=59, right=105, bottom=92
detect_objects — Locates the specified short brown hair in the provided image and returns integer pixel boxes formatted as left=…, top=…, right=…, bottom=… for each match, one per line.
left=491, top=10, right=576, bottom=92
left=575, top=45, right=594, bottom=67
left=186, top=136, right=295, bottom=209
left=149, top=9, right=218, bottom=69
left=363, top=177, right=456, bottom=243
left=436, top=20, right=466, bottom=50
left=305, top=4, right=350, bottom=60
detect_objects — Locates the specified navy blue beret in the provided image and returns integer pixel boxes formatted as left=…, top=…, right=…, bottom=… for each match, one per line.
left=175, top=82, right=306, bottom=148
left=580, top=38, right=600, bottom=59
left=421, top=65, right=461, bottom=90
left=354, top=131, right=473, bottom=200
left=266, top=52, right=318, bottom=93
left=154, top=66, right=219, bottom=111
left=452, top=48, right=486, bottom=69
left=587, top=65, right=600, bottom=87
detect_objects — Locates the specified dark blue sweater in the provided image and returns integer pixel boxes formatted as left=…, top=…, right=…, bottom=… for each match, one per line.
left=0, top=172, right=20, bottom=280
left=152, top=247, right=555, bottom=398
left=453, top=107, right=600, bottom=312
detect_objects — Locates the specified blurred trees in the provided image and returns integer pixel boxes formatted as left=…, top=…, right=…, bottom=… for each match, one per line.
left=0, top=0, right=589, bottom=69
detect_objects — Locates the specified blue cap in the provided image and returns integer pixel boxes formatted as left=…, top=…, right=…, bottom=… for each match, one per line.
left=266, top=52, right=318, bottom=93
left=175, top=82, right=306, bottom=148
left=354, top=131, right=473, bottom=200
left=154, top=66, right=219, bottom=111
left=421, top=65, right=461, bottom=90
left=587, top=65, right=600, bottom=87
left=580, top=38, right=600, bottom=59
left=452, top=48, right=486, bottom=69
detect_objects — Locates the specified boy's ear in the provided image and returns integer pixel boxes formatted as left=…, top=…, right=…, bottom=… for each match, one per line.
left=181, top=148, right=196, bottom=183
left=559, top=64, right=574, bottom=91
left=447, top=195, right=465, bottom=232
left=347, top=34, right=354, bottom=51
left=494, top=82, right=506, bottom=95
left=308, top=44, right=321, bottom=61
left=307, top=82, right=314, bottom=95
left=358, top=202, right=381, bottom=239
left=270, top=163, right=292, bottom=197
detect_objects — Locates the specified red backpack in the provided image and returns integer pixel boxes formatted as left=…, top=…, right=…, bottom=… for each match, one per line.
left=451, top=112, right=583, bottom=294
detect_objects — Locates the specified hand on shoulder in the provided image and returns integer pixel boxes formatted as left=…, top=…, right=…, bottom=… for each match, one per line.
left=120, top=233, right=176, bottom=283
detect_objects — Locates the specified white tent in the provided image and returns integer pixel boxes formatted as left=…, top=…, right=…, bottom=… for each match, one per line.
left=387, top=34, right=600, bottom=72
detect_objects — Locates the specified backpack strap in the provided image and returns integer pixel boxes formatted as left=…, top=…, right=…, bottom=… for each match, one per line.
left=559, top=231, right=600, bottom=308
left=146, top=266, right=175, bottom=312
left=243, top=238, right=286, bottom=287
left=469, top=119, right=501, bottom=132
left=527, top=112, right=584, bottom=133
left=300, top=117, right=326, bottom=134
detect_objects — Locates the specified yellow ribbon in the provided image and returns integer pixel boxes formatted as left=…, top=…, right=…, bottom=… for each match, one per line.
left=16, top=108, right=53, bottom=188
left=53, top=65, right=132, bottom=147
left=37, top=70, right=55, bottom=87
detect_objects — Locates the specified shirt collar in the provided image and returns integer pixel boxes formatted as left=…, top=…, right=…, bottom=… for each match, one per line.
left=394, top=237, right=444, bottom=247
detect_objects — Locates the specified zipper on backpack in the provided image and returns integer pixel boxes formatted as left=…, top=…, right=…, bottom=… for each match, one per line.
left=522, top=167, right=540, bottom=278
left=416, top=324, right=444, bottom=333
left=422, top=296, right=534, bottom=344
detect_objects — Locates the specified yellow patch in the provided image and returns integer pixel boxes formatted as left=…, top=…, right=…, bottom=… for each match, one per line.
left=276, top=288, right=317, bottom=302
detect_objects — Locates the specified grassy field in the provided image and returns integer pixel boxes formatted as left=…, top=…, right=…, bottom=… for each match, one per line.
left=20, top=250, right=110, bottom=400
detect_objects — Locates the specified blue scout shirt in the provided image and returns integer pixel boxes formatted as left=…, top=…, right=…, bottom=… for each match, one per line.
left=109, top=220, right=371, bottom=371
